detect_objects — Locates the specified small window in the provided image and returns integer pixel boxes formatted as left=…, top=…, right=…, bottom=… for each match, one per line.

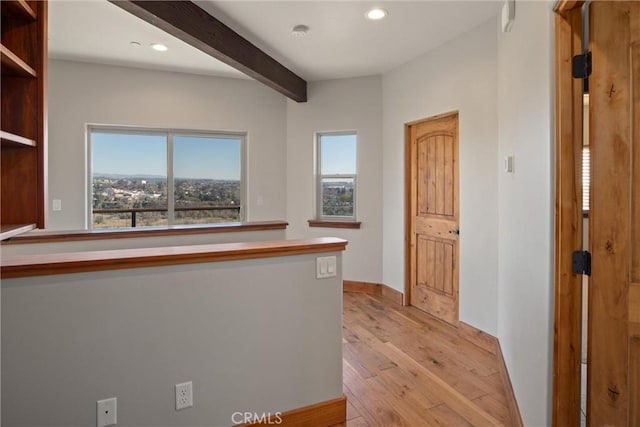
left=582, top=146, right=590, bottom=213
left=316, top=132, right=357, bottom=221
left=89, top=127, right=245, bottom=229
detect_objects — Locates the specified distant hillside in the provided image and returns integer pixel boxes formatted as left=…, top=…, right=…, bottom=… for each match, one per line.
left=93, top=173, right=239, bottom=181
left=93, top=173, right=166, bottom=180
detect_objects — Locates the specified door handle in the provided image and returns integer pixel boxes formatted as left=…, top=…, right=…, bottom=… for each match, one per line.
left=449, top=229, right=460, bottom=235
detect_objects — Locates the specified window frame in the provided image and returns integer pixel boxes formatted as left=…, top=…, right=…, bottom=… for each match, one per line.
left=87, top=125, right=247, bottom=229
left=315, top=130, right=358, bottom=222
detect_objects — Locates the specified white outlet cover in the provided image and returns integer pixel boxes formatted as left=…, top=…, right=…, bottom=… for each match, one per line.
left=97, top=397, right=117, bottom=427
left=175, top=381, right=193, bottom=410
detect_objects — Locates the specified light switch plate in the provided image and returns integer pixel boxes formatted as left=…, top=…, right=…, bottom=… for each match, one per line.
left=505, top=155, right=514, bottom=173
left=317, top=256, right=337, bottom=279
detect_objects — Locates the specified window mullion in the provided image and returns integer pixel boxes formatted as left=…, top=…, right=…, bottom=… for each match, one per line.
left=317, top=138, right=322, bottom=219
left=87, top=129, right=94, bottom=229
left=167, top=133, right=175, bottom=225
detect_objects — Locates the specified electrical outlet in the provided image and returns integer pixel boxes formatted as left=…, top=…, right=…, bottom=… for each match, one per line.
left=175, top=381, right=193, bottom=410
left=52, top=199, right=62, bottom=211
left=97, top=397, right=117, bottom=427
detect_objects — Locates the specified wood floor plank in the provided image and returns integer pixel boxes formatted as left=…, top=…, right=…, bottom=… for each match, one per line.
left=344, top=340, right=399, bottom=372
left=343, top=386, right=379, bottom=427
left=343, top=361, right=414, bottom=427
left=472, top=394, right=512, bottom=425
left=345, top=294, right=502, bottom=401
left=429, top=403, right=475, bottom=427
left=367, top=374, right=447, bottom=426
left=343, top=343, right=377, bottom=379
left=350, top=293, right=499, bottom=376
left=342, top=292, right=517, bottom=427
left=328, top=418, right=371, bottom=427
left=357, top=324, right=503, bottom=426
left=374, top=360, right=445, bottom=408
left=346, top=417, right=370, bottom=427
left=345, top=398, right=360, bottom=421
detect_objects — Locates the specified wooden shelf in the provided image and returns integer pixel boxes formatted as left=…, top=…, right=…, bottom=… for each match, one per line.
left=0, top=44, right=36, bottom=77
left=0, top=0, right=37, bottom=21
left=1, top=0, right=46, bottom=231
left=1, top=130, right=36, bottom=148
left=0, top=223, right=35, bottom=241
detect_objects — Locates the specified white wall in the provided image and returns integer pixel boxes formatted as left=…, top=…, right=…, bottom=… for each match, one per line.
left=2, top=252, right=344, bottom=426
left=497, top=2, right=554, bottom=425
left=286, top=77, right=383, bottom=284
left=48, top=60, right=287, bottom=230
left=382, top=19, right=499, bottom=335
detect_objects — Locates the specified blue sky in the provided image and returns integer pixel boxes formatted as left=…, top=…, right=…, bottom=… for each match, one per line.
left=174, top=136, right=240, bottom=180
left=92, top=131, right=356, bottom=179
left=92, top=132, right=167, bottom=176
left=320, top=134, right=356, bottom=175
left=92, top=132, right=241, bottom=179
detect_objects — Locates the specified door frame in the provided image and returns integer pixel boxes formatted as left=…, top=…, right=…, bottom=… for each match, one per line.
left=553, top=2, right=585, bottom=426
left=404, top=110, right=459, bottom=311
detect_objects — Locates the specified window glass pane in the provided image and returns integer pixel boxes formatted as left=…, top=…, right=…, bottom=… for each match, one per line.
left=173, top=135, right=241, bottom=224
left=320, top=134, right=356, bottom=175
left=91, top=132, right=168, bottom=228
left=321, top=177, right=354, bottom=217
left=582, top=147, right=590, bottom=212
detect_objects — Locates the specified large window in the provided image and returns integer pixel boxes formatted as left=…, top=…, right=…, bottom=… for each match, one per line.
left=316, top=132, right=357, bottom=221
left=89, top=127, right=245, bottom=229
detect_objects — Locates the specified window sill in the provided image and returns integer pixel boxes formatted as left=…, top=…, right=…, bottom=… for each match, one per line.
left=307, top=219, right=361, bottom=229
left=2, top=221, right=288, bottom=244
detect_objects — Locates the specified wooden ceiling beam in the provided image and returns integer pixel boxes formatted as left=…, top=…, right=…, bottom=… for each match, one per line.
left=109, top=0, right=307, bottom=102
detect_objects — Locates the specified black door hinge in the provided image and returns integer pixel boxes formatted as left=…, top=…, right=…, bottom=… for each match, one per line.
left=572, top=250, right=591, bottom=276
left=572, top=52, right=592, bottom=79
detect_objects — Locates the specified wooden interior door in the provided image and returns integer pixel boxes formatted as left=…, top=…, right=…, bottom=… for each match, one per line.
left=588, top=2, right=640, bottom=425
left=406, top=112, right=459, bottom=325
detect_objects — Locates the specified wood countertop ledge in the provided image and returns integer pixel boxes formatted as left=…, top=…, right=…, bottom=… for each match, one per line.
left=1, top=237, right=348, bottom=279
left=2, top=221, right=289, bottom=244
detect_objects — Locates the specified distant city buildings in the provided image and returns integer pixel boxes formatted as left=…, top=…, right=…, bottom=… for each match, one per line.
left=92, top=176, right=241, bottom=228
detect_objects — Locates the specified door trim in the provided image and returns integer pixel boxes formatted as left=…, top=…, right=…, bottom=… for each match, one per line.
left=552, top=3, right=586, bottom=426
left=404, top=110, right=459, bottom=308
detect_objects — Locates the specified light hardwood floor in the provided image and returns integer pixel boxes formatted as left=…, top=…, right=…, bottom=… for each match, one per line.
left=334, top=292, right=514, bottom=427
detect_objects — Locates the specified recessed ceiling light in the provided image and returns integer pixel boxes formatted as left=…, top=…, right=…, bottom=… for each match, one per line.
left=366, top=8, right=388, bottom=20
left=292, top=24, right=309, bottom=37
left=150, top=43, right=168, bottom=52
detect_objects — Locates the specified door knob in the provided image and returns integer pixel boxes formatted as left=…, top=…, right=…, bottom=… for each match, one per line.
left=449, top=229, right=460, bottom=235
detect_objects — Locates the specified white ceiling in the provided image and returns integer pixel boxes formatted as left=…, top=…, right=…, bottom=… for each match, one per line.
left=48, top=0, right=245, bottom=79
left=49, top=0, right=500, bottom=83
